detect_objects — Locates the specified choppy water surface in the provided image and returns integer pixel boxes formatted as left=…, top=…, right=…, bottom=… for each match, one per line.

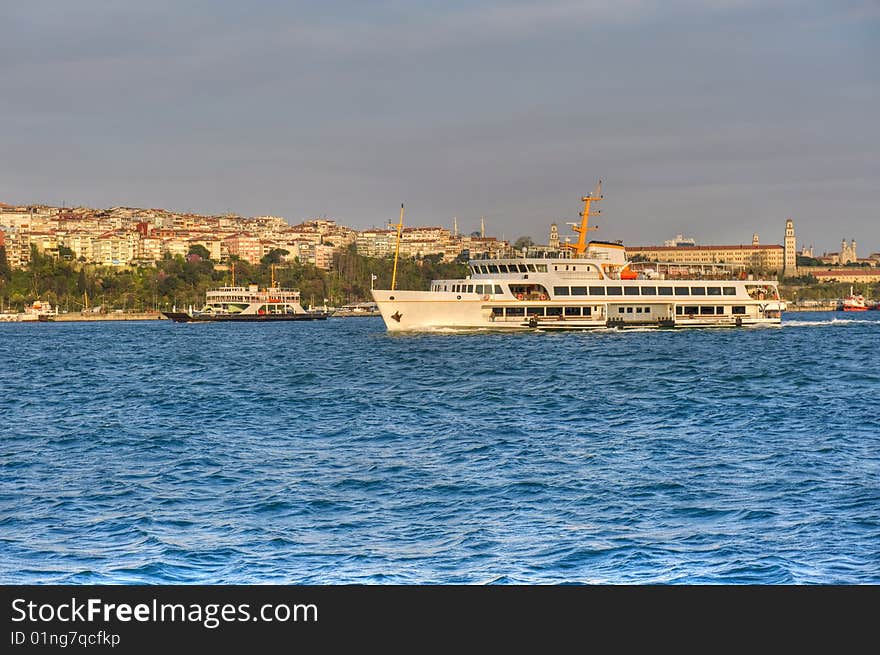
left=1, top=313, right=878, bottom=583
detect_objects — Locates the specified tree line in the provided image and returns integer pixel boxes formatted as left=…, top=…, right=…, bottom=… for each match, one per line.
left=0, top=245, right=467, bottom=312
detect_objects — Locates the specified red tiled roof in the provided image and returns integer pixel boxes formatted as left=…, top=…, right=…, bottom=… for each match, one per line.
left=814, top=269, right=880, bottom=276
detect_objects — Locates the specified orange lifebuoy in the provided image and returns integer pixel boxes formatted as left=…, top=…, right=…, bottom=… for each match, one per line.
left=481, top=294, right=490, bottom=301
left=516, top=293, right=524, bottom=300
left=539, top=294, right=547, bottom=301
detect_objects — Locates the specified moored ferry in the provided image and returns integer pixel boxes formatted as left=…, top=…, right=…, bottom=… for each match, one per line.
left=163, top=284, right=329, bottom=323
left=163, top=264, right=329, bottom=323
left=372, top=184, right=786, bottom=331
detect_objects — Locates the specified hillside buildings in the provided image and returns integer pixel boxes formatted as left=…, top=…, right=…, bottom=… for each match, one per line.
left=0, top=202, right=510, bottom=271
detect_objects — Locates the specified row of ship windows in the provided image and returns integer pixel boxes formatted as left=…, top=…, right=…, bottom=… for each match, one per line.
left=439, top=284, right=505, bottom=293
left=473, top=264, right=549, bottom=274
left=674, top=306, right=747, bottom=315
left=434, top=284, right=749, bottom=298
left=613, top=306, right=747, bottom=315
left=554, top=285, right=738, bottom=296
left=491, top=306, right=595, bottom=317
left=490, top=305, right=749, bottom=318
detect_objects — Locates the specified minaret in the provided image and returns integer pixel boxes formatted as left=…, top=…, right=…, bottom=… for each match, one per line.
left=453, top=216, right=458, bottom=237
left=851, top=238, right=857, bottom=263
left=783, top=218, right=797, bottom=276
left=480, top=216, right=485, bottom=238
left=549, top=223, right=559, bottom=250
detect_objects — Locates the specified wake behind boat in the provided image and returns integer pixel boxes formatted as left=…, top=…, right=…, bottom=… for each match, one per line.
left=372, top=183, right=786, bottom=331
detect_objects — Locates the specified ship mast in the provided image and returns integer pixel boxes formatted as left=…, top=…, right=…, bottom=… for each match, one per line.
left=561, top=180, right=602, bottom=257
left=391, top=203, right=404, bottom=291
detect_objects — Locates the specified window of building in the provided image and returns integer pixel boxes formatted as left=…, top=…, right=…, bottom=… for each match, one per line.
left=644, top=307, right=651, bottom=313
left=491, top=307, right=503, bottom=316
left=675, top=287, right=690, bottom=296
left=607, top=286, right=623, bottom=295
left=707, top=286, right=722, bottom=296
left=507, top=306, right=525, bottom=316
left=564, top=307, right=581, bottom=316
left=723, top=287, right=737, bottom=296
left=527, top=264, right=536, bottom=272
left=554, top=286, right=570, bottom=296
left=716, top=306, right=724, bottom=314
left=535, top=264, right=547, bottom=272
left=684, top=306, right=699, bottom=314
left=636, top=307, right=643, bottom=313
left=527, top=306, right=544, bottom=316
left=619, top=307, right=626, bottom=314
left=466, top=285, right=473, bottom=293
left=641, top=286, right=656, bottom=295
left=571, top=286, right=587, bottom=295
left=489, top=265, right=499, bottom=274
left=732, top=306, right=746, bottom=315
left=626, top=307, right=634, bottom=313
left=700, top=306, right=715, bottom=315
left=691, top=287, right=706, bottom=295
left=676, top=306, right=683, bottom=315
left=494, top=285, right=503, bottom=294
left=589, top=286, right=606, bottom=295
left=658, top=286, right=673, bottom=295
left=546, top=306, right=562, bottom=316
left=624, top=286, right=641, bottom=296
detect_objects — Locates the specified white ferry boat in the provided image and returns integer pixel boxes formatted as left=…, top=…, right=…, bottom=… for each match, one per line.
left=372, top=185, right=786, bottom=331
left=163, top=263, right=330, bottom=323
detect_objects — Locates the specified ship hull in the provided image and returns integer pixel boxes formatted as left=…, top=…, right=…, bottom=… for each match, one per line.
left=371, top=290, right=782, bottom=332
left=162, top=312, right=329, bottom=323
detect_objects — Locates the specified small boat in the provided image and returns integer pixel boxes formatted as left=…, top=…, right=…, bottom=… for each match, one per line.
left=841, top=287, right=868, bottom=312
left=331, top=302, right=380, bottom=317
left=1, top=300, right=59, bottom=322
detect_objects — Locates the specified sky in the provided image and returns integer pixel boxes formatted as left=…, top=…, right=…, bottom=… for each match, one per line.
left=1, top=0, right=878, bottom=253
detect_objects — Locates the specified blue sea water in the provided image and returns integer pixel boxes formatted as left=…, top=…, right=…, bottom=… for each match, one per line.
left=1, top=312, right=878, bottom=584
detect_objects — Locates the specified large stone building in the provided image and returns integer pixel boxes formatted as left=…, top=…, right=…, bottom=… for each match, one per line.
left=818, top=239, right=859, bottom=265
left=813, top=269, right=880, bottom=284
left=628, top=219, right=798, bottom=275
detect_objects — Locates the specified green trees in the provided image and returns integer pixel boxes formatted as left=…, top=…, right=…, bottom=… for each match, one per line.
left=0, top=248, right=470, bottom=311
left=187, top=244, right=211, bottom=260
left=260, top=248, right=289, bottom=266
left=513, top=236, right=534, bottom=251
left=0, top=246, right=9, bottom=280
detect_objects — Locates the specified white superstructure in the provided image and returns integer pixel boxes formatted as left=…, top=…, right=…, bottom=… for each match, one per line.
left=185, top=284, right=309, bottom=317
left=372, top=184, right=786, bottom=332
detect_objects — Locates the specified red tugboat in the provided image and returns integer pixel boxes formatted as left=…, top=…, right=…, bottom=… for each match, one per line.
left=841, top=287, right=868, bottom=312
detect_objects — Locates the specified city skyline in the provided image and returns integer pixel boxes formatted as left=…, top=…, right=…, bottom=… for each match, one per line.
left=2, top=1, right=877, bottom=253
